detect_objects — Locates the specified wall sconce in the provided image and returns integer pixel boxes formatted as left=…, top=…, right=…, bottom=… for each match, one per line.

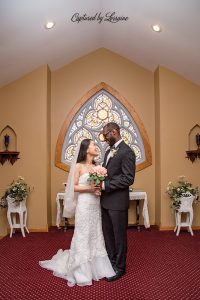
left=0, top=126, right=20, bottom=165
left=4, top=134, right=10, bottom=151
left=186, top=125, right=200, bottom=163
left=196, top=133, right=200, bottom=150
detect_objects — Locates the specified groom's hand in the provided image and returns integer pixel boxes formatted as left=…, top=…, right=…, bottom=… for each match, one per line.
left=101, top=181, right=105, bottom=191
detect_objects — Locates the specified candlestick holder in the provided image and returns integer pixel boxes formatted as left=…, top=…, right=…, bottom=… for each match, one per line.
left=4, top=134, right=10, bottom=151
left=196, top=133, right=200, bottom=150
left=0, top=126, right=20, bottom=165
left=186, top=125, right=200, bottom=162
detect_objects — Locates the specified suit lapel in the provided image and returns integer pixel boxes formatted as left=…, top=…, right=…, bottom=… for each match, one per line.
left=105, top=141, right=124, bottom=167
left=106, top=158, right=112, bottom=167
left=103, top=149, right=110, bottom=167
left=103, top=141, right=125, bottom=167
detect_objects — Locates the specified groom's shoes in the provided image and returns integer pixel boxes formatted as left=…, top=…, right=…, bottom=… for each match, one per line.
left=106, top=270, right=126, bottom=282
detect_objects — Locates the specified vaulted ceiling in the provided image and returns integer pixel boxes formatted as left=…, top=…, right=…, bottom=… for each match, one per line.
left=1, top=0, right=200, bottom=87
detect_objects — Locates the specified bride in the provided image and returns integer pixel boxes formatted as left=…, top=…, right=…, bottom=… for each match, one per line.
left=39, top=139, right=115, bottom=287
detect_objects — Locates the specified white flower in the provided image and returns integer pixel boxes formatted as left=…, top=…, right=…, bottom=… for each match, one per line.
left=110, top=148, right=119, bottom=158
left=166, top=176, right=199, bottom=210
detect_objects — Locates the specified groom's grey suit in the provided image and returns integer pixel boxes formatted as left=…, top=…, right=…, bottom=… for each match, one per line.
left=101, top=140, right=136, bottom=273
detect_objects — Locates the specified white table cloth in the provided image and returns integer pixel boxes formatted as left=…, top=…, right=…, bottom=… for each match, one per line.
left=56, top=192, right=65, bottom=228
left=56, top=191, right=150, bottom=229
left=129, top=191, right=150, bottom=228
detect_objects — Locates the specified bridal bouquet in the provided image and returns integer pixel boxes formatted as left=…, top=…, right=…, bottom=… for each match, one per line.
left=88, top=166, right=107, bottom=186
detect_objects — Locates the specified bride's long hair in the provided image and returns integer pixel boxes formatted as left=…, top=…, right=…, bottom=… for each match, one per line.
left=77, top=139, right=96, bottom=165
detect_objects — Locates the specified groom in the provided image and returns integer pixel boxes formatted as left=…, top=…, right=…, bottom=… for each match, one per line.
left=100, top=122, right=136, bottom=282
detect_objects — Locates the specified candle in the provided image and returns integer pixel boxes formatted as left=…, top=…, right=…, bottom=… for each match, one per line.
left=196, top=133, right=200, bottom=146
left=4, top=134, right=10, bottom=145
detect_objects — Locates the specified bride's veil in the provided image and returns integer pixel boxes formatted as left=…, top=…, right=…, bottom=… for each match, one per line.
left=63, top=142, right=81, bottom=218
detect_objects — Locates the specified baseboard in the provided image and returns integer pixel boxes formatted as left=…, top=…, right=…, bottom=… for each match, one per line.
left=159, top=225, right=200, bottom=231
left=29, top=228, right=49, bottom=232
left=29, top=224, right=49, bottom=232
left=159, top=226, right=174, bottom=231
left=6, top=224, right=49, bottom=233
left=191, top=226, right=200, bottom=230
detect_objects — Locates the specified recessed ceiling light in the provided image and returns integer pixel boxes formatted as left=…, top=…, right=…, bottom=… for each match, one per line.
left=45, top=21, right=55, bottom=29
left=152, top=24, right=161, bottom=32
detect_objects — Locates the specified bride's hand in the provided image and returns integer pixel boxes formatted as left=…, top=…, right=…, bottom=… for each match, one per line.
left=90, top=183, right=101, bottom=195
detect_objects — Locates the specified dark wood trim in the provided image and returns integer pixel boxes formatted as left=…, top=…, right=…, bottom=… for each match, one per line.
left=0, top=151, right=20, bottom=165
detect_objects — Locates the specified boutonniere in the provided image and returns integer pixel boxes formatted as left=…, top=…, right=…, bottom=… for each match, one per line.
left=110, top=147, right=119, bottom=158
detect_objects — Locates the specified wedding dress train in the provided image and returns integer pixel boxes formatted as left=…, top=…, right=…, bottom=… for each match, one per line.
left=39, top=173, right=115, bottom=287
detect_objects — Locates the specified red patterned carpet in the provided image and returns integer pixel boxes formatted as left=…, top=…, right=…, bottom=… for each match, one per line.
left=0, top=227, right=200, bottom=300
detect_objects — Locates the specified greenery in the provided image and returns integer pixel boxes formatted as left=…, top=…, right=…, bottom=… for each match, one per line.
left=88, top=165, right=107, bottom=186
left=166, top=175, right=199, bottom=210
left=0, top=176, right=31, bottom=208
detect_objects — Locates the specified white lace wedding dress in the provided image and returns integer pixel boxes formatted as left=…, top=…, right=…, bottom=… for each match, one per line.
left=39, top=173, right=115, bottom=287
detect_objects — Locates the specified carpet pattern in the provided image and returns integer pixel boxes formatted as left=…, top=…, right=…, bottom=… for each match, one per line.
left=0, top=227, right=200, bottom=300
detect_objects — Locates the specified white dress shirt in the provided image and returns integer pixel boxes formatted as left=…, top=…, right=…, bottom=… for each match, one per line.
left=105, top=139, right=123, bottom=165
left=102, top=139, right=123, bottom=190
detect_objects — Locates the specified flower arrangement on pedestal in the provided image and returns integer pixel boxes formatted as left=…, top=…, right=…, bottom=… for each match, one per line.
left=166, top=175, right=199, bottom=210
left=0, top=176, right=31, bottom=208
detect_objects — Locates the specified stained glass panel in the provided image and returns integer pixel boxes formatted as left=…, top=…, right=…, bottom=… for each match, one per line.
left=61, top=90, right=146, bottom=165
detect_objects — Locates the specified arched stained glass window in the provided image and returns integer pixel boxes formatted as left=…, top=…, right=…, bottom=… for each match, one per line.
left=55, top=82, right=152, bottom=172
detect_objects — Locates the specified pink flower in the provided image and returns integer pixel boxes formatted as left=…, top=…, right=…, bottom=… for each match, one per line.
left=88, top=166, right=107, bottom=186
left=91, top=165, right=107, bottom=177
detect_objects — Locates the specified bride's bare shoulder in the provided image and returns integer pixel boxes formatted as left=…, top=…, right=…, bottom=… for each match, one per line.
left=75, top=163, right=87, bottom=177
left=76, top=163, right=84, bottom=171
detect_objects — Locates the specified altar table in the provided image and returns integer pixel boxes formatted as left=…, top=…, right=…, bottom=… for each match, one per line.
left=56, top=191, right=150, bottom=231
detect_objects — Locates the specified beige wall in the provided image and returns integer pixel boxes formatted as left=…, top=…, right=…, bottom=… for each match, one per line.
left=1, top=48, right=200, bottom=237
left=157, top=66, right=200, bottom=229
left=0, top=65, right=50, bottom=236
left=51, top=48, right=155, bottom=226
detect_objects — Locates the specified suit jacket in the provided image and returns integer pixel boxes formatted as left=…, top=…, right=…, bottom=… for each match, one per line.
left=100, top=140, right=136, bottom=211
